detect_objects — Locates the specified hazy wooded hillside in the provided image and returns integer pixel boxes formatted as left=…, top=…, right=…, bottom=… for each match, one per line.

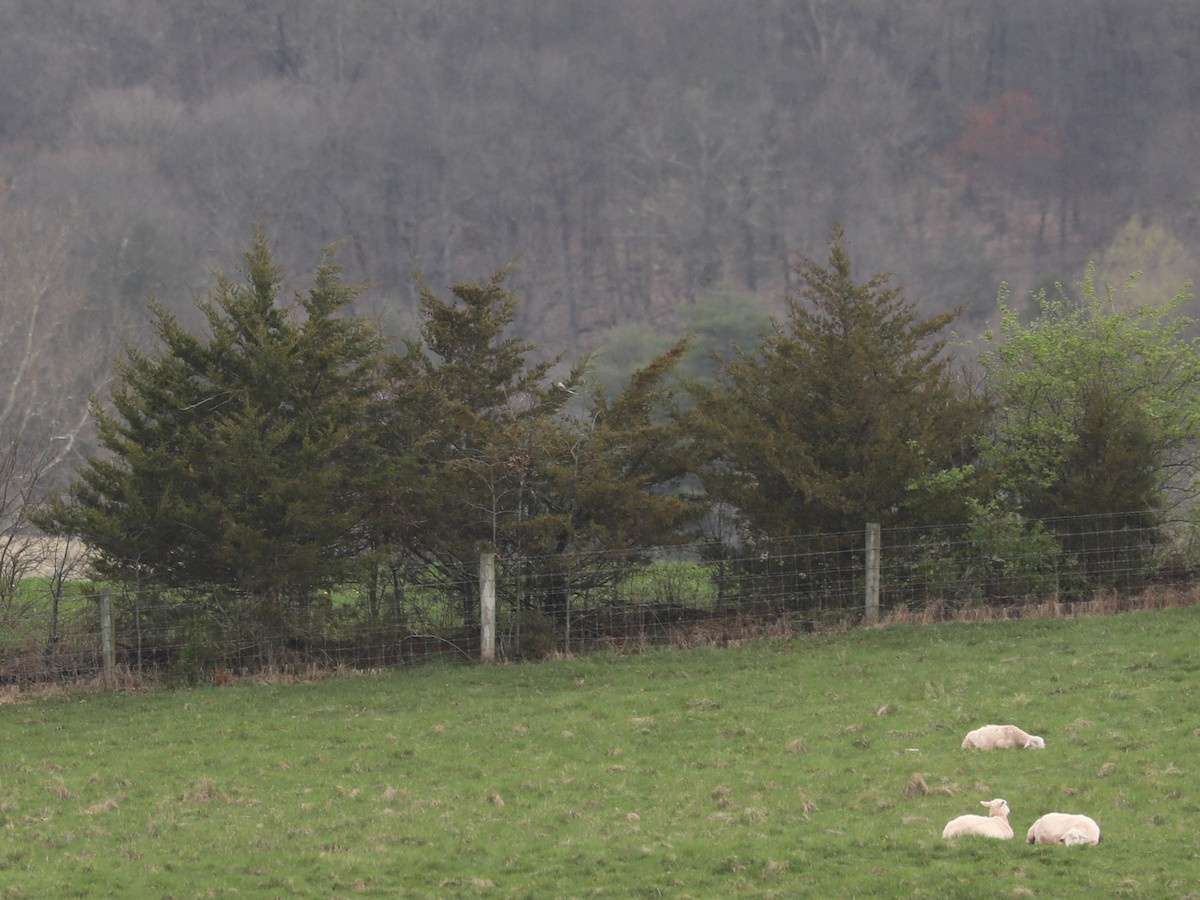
left=3, top=0, right=1200, bottom=465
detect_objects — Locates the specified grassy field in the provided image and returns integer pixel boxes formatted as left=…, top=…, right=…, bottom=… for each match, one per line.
left=2, top=607, right=1198, bottom=898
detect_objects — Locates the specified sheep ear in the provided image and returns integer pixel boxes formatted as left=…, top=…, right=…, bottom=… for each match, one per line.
left=980, top=801, right=990, bottom=808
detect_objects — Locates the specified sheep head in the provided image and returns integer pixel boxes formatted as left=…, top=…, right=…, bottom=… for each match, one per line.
left=980, top=798, right=1010, bottom=818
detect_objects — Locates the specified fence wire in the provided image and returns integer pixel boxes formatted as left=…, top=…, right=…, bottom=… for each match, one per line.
left=1, top=512, right=1193, bottom=687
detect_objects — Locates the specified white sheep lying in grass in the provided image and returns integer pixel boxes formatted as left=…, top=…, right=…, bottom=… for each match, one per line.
left=961, top=723, right=1045, bottom=750
left=941, top=798, right=1014, bottom=839
left=1027, top=812, right=1101, bottom=846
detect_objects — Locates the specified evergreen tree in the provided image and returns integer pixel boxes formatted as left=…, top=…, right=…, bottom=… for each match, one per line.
left=401, top=267, right=563, bottom=571
left=38, top=231, right=383, bottom=611
left=369, top=269, right=702, bottom=622
left=689, top=223, right=987, bottom=538
left=525, top=338, right=704, bottom=614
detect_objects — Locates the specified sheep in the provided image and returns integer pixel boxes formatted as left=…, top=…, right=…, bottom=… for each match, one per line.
left=1026, top=812, right=1101, bottom=846
left=961, top=724, right=1045, bottom=750
left=941, top=798, right=1014, bottom=839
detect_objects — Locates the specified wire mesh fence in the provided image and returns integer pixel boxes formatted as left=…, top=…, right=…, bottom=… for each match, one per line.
left=1, top=512, right=1195, bottom=688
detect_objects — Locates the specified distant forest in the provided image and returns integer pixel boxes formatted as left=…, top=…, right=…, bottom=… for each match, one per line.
left=3, top=0, right=1200, bottom=467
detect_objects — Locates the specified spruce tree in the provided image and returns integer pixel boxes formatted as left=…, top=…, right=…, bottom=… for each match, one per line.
left=690, top=223, right=986, bottom=538
left=370, top=269, right=703, bottom=621
left=38, top=231, right=383, bottom=612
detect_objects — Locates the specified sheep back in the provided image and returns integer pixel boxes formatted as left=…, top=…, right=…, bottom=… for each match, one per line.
left=941, top=799, right=1013, bottom=840
left=1026, top=813, right=1100, bottom=846
left=961, top=723, right=1045, bottom=750
left=942, top=815, right=1015, bottom=839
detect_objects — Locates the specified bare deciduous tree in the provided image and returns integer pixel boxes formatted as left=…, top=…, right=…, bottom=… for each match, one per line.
left=0, top=190, right=99, bottom=480
left=0, top=435, right=87, bottom=633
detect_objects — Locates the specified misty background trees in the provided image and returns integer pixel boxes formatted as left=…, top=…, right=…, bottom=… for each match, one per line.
left=4, top=0, right=1200, bottom=485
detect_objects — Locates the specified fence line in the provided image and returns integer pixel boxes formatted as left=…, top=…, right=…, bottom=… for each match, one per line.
left=0, top=512, right=1192, bottom=687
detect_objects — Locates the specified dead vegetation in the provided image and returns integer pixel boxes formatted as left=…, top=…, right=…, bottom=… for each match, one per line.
left=903, top=774, right=958, bottom=799
left=878, top=584, right=1200, bottom=628
left=660, top=584, right=1200, bottom=653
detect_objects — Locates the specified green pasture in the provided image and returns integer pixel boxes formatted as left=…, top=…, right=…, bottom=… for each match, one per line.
left=2, top=607, right=1198, bottom=897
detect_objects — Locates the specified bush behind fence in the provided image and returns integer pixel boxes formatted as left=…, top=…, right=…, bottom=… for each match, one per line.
left=1, top=513, right=1193, bottom=687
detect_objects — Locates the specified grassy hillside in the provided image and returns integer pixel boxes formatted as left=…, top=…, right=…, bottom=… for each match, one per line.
left=2, top=607, right=1198, bottom=897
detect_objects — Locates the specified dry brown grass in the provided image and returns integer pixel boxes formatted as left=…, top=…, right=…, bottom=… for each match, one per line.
left=182, top=779, right=225, bottom=804
left=668, top=615, right=801, bottom=649
left=89, top=665, right=154, bottom=692
left=669, top=583, right=1200, bottom=650
left=877, top=583, right=1200, bottom=628
left=0, top=682, right=61, bottom=704
left=903, top=774, right=929, bottom=797
left=244, top=662, right=360, bottom=686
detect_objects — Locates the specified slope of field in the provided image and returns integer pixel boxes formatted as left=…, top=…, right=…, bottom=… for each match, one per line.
left=2, top=608, right=1197, bottom=896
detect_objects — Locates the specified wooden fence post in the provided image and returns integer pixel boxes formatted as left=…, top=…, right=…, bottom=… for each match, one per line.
left=100, top=588, right=116, bottom=689
left=865, top=522, right=880, bottom=625
left=480, top=552, right=496, bottom=662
